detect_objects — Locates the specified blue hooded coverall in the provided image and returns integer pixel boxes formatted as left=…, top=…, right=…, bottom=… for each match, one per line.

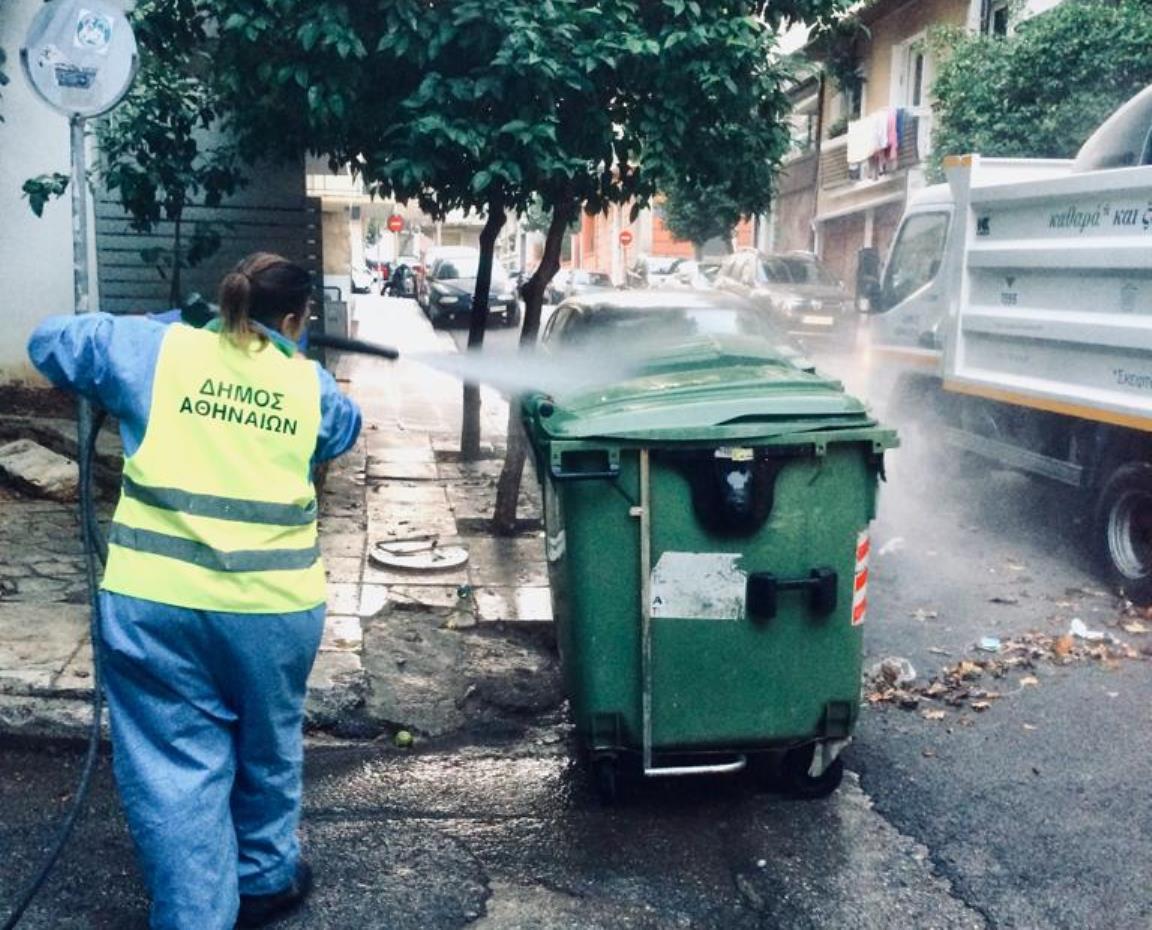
left=28, top=313, right=361, bottom=929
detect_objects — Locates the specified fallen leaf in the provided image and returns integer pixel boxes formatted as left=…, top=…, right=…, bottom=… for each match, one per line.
left=1052, top=635, right=1074, bottom=658
left=1022, top=723, right=1038, bottom=731
left=921, top=709, right=947, bottom=721
left=1123, top=621, right=1149, bottom=634
left=989, top=595, right=1020, bottom=605
left=928, top=647, right=950, bottom=656
left=1020, top=676, right=1039, bottom=687
left=971, top=701, right=992, bottom=712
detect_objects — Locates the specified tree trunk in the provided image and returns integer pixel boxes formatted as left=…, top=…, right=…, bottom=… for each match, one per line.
left=693, top=240, right=704, bottom=262
left=460, top=199, right=507, bottom=461
left=491, top=201, right=574, bottom=536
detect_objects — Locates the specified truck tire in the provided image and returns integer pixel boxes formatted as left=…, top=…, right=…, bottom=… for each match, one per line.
left=1093, top=462, right=1152, bottom=605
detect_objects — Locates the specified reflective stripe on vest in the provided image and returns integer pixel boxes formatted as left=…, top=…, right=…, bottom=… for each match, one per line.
left=121, top=474, right=317, bottom=526
left=101, top=324, right=326, bottom=613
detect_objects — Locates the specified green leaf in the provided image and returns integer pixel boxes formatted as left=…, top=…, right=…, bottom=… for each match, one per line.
left=21, top=173, right=69, bottom=218
left=298, top=22, right=321, bottom=51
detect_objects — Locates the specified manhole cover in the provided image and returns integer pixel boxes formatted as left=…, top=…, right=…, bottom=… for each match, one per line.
left=369, top=537, right=469, bottom=571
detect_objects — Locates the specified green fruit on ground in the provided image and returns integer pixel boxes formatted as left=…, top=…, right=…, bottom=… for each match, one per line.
left=394, top=730, right=414, bottom=748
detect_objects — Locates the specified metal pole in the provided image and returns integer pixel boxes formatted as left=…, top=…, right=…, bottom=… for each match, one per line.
left=70, top=115, right=90, bottom=316
left=69, top=115, right=97, bottom=556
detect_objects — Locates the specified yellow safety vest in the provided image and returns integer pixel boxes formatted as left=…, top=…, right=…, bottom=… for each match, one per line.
left=101, top=324, right=326, bottom=613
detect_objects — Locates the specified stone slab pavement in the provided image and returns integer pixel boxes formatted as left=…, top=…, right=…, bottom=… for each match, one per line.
left=0, top=296, right=553, bottom=738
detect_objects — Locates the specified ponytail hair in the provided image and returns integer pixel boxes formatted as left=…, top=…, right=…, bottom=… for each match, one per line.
left=218, top=252, right=313, bottom=346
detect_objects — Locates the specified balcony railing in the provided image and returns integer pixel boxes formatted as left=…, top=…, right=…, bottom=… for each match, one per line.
left=819, top=111, right=929, bottom=191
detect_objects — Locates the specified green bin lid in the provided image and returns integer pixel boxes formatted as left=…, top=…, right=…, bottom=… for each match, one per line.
left=527, top=336, right=883, bottom=442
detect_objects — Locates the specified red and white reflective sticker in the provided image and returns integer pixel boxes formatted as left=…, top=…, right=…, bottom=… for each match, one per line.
left=852, top=531, right=869, bottom=626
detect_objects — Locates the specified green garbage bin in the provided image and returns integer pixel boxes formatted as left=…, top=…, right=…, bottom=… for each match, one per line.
left=523, top=338, right=897, bottom=799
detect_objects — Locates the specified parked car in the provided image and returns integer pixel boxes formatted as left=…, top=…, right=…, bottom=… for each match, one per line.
left=547, top=268, right=616, bottom=304
left=418, top=248, right=522, bottom=328
left=540, top=289, right=810, bottom=368
left=625, top=255, right=686, bottom=289
left=667, top=259, right=721, bottom=291
left=414, top=246, right=473, bottom=307
left=714, top=249, right=855, bottom=342
left=350, top=265, right=375, bottom=294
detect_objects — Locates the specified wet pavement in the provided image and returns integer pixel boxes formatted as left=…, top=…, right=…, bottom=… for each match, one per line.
left=0, top=737, right=986, bottom=929
left=3, top=299, right=1152, bottom=927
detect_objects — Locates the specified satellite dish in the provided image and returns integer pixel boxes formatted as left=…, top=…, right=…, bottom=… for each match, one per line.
left=20, top=0, right=138, bottom=118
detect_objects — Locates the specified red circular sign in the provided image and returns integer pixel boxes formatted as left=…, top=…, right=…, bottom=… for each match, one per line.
left=387, top=214, right=404, bottom=233
left=619, top=229, right=633, bottom=246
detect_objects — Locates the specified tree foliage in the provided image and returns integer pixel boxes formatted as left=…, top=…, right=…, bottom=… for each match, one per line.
left=98, top=0, right=245, bottom=306
left=69, top=0, right=846, bottom=476
left=930, top=0, right=1152, bottom=175
left=661, top=180, right=744, bottom=257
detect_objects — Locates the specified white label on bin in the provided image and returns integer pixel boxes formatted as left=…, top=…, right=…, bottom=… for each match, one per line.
left=650, top=552, right=746, bottom=620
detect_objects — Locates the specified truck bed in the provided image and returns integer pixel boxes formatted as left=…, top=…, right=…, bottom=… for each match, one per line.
left=946, top=157, right=1152, bottom=432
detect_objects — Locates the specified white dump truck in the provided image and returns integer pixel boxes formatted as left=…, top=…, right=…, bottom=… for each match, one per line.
left=865, top=84, right=1152, bottom=602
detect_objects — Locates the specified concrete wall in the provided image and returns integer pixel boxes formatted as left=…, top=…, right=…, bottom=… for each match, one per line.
left=577, top=203, right=754, bottom=279
left=861, top=0, right=968, bottom=112
left=0, top=0, right=104, bottom=384
left=771, top=153, right=819, bottom=254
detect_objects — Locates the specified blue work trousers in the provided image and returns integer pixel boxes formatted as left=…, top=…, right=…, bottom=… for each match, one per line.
left=98, top=591, right=325, bottom=930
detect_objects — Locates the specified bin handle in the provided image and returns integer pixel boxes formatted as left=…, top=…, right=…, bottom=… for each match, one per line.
left=644, top=755, right=747, bottom=778
left=747, top=568, right=838, bottom=621
left=550, top=446, right=620, bottom=481
left=550, top=466, right=620, bottom=482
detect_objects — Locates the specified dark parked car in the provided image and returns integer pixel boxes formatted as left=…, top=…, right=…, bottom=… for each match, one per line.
left=714, top=250, right=855, bottom=343
left=540, top=289, right=810, bottom=368
left=418, top=249, right=521, bottom=328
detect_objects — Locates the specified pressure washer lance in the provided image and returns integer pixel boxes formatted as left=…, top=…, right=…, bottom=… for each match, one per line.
left=307, top=332, right=400, bottom=360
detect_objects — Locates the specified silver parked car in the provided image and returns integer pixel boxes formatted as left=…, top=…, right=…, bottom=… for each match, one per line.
left=714, top=250, right=855, bottom=343
left=540, top=289, right=811, bottom=369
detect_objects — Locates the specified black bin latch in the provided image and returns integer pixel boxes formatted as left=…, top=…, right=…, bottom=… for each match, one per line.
left=746, top=569, right=838, bottom=622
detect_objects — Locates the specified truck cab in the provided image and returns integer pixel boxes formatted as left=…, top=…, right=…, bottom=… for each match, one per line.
left=867, top=183, right=955, bottom=364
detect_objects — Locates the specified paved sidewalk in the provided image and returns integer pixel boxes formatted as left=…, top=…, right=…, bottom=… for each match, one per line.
left=0, top=297, right=550, bottom=737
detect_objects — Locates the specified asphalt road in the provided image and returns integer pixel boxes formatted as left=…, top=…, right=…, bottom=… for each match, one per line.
left=3, top=310, right=1151, bottom=928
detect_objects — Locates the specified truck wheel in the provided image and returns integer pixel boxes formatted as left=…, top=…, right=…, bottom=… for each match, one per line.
left=1094, top=462, right=1152, bottom=605
left=780, top=745, right=844, bottom=800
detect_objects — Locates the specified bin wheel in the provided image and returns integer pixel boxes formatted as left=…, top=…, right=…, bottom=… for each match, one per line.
left=1093, top=462, right=1152, bottom=606
left=780, top=746, right=844, bottom=800
left=591, top=755, right=619, bottom=804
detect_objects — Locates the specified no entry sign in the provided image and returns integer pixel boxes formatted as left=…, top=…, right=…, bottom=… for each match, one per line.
left=387, top=215, right=404, bottom=233
left=619, top=229, right=633, bottom=246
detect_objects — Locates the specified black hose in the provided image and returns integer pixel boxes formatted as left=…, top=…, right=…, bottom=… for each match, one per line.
left=308, top=332, right=399, bottom=360
left=1, top=398, right=106, bottom=930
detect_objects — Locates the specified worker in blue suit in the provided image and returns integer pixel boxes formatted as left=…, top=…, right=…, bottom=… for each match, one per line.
left=28, top=253, right=362, bottom=929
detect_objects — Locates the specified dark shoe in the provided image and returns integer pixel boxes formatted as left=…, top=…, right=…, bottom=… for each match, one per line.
left=236, top=861, right=313, bottom=928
